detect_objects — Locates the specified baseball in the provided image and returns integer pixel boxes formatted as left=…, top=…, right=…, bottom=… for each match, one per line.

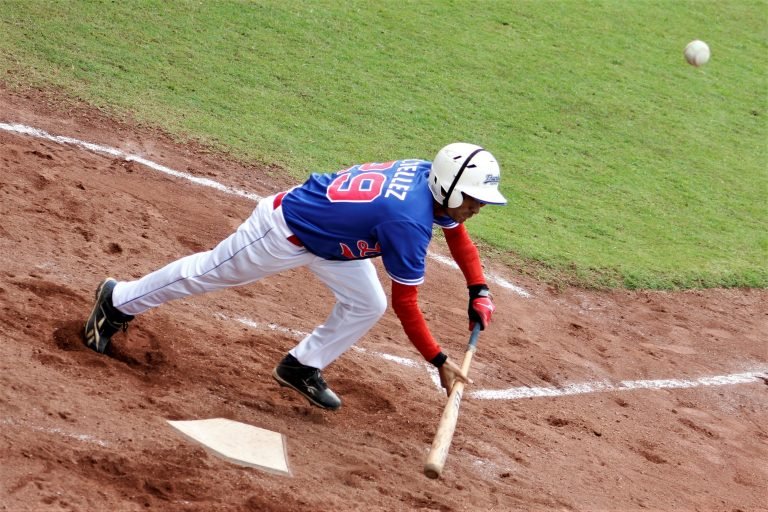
left=684, top=40, right=710, bottom=67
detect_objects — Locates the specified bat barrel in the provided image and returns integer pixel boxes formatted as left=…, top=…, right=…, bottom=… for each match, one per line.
left=423, top=325, right=482, bottom=478
left=424, top=465, right=441, bottom=480
left=423, top=381, right=466, bottom=478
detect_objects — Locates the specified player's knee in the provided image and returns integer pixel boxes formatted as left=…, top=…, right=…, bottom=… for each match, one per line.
left=373, top=292, right=388, bottom=319
left=362, top=288, right=387, bottom=320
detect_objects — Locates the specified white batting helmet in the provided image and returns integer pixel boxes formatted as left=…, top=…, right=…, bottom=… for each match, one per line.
left=428, top=142, right=507, bottom=208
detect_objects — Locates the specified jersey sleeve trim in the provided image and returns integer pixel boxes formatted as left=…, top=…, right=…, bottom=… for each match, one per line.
left=387, top=271, right=425, bottom=286
left=434, top=218, right=459, bottom=229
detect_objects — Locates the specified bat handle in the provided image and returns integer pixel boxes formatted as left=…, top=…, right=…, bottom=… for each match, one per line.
left=464, top=323, right=482, bottom=361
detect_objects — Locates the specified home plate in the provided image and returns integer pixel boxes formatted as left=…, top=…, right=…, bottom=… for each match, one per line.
left=167, top=418, right=291, bottom=476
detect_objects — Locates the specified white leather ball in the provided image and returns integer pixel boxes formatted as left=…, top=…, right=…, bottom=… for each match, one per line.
left=684, top=40, right=710, bottom=67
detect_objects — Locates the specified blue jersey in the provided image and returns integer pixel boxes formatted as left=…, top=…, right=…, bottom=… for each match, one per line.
left=281, top=159, right=457, bottom=285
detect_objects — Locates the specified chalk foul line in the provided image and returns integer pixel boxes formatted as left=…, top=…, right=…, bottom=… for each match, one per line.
left=0, top=122, right=262, bottom=201
left=0, top=122, right=530, bottom=297
left=427, top=251, right=531, bottom=297
left=468, top=370, right=768, bottom=400
left=0, top=418, right=110, bottom=447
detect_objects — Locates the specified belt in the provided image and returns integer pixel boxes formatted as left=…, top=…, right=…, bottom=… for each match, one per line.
left=272, top=192, right=304, bottom=247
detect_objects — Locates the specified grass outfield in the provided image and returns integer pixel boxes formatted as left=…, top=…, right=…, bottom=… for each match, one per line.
left=1, top=1, right=765, bottom=289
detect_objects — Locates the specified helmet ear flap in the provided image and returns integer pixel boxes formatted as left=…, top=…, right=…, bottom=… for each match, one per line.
left=444, top=187, right=464, bottom=208
left=430, top=174, right=445, bottom=204
left=436, top=184, right=462, bottom=208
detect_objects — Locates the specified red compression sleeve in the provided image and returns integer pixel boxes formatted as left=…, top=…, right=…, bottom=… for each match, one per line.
left=390, top=281, right=442, bottom=362
left=443, top=224, right=485, bottom=286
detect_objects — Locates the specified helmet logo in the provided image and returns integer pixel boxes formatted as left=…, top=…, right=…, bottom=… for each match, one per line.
left=483, top=174, right=500, bottom=185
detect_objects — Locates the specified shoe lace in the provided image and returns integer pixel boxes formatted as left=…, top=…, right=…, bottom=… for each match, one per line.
left=307, top=370, right=328, bottom=391
left=101, top=305, right=131, bottom=333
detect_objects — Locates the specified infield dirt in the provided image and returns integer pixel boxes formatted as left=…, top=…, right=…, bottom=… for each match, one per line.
left=1, top=85, right=766, bottom=511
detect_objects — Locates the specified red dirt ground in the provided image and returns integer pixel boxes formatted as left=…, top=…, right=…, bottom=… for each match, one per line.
left=1, top=85, right=766, bottom=512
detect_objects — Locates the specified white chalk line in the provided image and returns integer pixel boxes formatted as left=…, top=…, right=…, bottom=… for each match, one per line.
left=427, top=251, right=531, bottom=298
left=0, top=122, right=262, bottom=202
left=470, top=370, right=768, bottom=400
left=221, top=314, right=768, bottom=400
left=0, top=121, right=530, bottom=298
left=0, top=418, right=110, bottom=447
left=6, top=122, right=764, bottom=402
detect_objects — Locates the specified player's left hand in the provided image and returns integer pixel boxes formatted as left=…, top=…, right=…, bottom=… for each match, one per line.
left=438, top=357, right=472, bottom=396
left=468, top=284, right=495, bottom=331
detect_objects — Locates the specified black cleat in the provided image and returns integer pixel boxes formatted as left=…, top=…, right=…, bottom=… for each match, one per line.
left=272, top=354, right=342, bottom=410
left=83, top=278, right=133, bottom=354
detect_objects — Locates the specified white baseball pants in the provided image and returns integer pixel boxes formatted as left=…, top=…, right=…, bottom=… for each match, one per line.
left=111, top=193, right=387, bottom=369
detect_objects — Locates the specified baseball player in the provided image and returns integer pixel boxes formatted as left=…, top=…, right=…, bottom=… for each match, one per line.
left=84, top=142, right=506, bottom=410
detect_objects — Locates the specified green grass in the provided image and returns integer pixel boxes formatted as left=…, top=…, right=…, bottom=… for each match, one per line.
left=1, top=0, right=766, bottom=289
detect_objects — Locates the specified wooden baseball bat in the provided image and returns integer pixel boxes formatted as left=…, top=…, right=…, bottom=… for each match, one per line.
left=423, top=324, right=482, bottom=479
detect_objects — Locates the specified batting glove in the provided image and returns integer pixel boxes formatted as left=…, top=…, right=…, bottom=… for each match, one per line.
left=468, top=284, right=495, bottom=331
